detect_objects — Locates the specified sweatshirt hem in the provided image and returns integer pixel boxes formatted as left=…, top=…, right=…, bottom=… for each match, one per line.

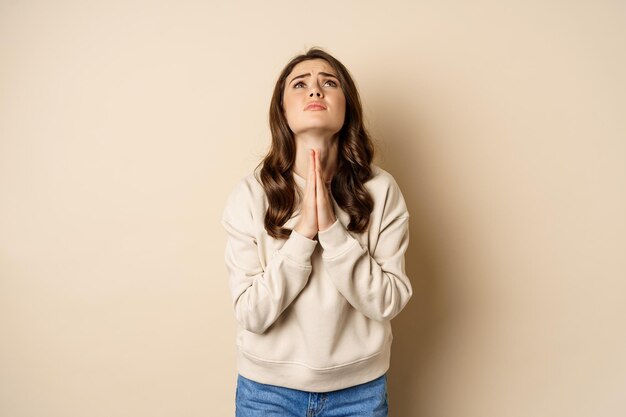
left=235, top=335, right=392, bottom=392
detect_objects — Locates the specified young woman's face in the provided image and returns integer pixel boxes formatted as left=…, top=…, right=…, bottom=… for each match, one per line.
left=282, top=59, right=346, bottom=138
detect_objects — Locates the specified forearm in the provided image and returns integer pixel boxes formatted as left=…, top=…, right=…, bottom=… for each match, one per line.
left=318, top=218, right=412, bottom=321
left=226, top=228, right=317, bottom=334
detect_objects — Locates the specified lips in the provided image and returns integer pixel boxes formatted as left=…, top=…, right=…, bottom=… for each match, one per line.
left=305, top=102, right=327, bottom=111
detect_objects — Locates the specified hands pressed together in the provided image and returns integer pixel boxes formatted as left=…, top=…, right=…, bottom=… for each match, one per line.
left=294, top=149, right=337, bottom=240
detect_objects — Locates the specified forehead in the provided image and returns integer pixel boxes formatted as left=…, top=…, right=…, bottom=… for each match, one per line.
left=288, top=59, right=337, bottom=78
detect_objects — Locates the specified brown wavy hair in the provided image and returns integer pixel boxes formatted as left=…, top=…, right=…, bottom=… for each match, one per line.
left=257, top=47, right=374, bottom=239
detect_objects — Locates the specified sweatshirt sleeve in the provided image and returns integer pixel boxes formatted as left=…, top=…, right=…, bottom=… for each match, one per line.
left=317, top=176, right=412, bottom=322
left=222, top=179, right=318, bottom=334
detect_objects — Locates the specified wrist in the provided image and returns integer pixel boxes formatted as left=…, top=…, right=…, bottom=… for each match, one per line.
left=294, top=224, right=318, bottom=240
left=318, top=216, right=337, bottom=232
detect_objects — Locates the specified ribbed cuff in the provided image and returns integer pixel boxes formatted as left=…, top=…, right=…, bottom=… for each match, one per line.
left=279, top=229, right=318, bottom=266
left=317, top=219, right=357, bottom=258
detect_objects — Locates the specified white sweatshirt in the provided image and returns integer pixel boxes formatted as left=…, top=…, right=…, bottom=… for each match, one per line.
left=221, top=164, right=412, bottom=392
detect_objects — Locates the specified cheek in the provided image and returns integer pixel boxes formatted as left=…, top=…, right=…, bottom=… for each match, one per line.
left=282, top=96, right=301, bottom=130
left=337, top=96, right=347, bottom=123
left=282, top=96, right=295, bottom=120
left=283, top=90, right=302, bottom=113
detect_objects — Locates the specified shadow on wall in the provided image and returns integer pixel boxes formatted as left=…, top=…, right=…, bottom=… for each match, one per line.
left=368, top=86, right=460, bottom=416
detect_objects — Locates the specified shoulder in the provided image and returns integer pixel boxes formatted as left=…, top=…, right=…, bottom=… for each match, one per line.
left=366, top=164, right=409, bottom=218
left=227, top=170, right=264, bottom=198
left=222, top=169, right=266, bottom=222
left=367, top=165, right=400, bottom=188
left=366, top=164, right=405, bottom=200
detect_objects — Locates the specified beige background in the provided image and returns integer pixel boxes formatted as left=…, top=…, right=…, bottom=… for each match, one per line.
left=1, top=0, right=625, bottom=416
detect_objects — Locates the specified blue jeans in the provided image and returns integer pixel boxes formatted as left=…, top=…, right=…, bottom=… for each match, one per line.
left=235, top=373, right=388, bottom=417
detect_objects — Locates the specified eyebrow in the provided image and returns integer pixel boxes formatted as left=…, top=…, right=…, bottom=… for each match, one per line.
left=288, top=72, right=339, bottom=85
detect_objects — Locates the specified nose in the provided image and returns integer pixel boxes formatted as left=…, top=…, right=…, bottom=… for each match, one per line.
left=309, top=83, right=323, bottom=98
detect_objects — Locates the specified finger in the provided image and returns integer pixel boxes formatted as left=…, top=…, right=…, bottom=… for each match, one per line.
left=314, top=149, right=321, bottom=202
left=314, top=149, right=335, bottom=230
left=315, top=153, right=331, bottom=222
left=309, top=150, right=318, bottom=227
left=315, top=148, right=323, bottom=178
left=317, top=149, right=331, bottom=199
left=307, top=149, right=316, bottom=199
left=315, top=149, right=324, bottom=188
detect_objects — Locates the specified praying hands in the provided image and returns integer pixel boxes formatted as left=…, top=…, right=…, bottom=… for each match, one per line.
left=294, top=148, right=337, bottom=239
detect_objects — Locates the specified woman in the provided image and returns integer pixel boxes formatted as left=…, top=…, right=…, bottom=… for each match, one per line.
left=222, top=47, right=412, bottom=417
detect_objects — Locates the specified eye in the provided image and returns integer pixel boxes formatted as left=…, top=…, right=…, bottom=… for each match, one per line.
left=323, top=79, right=338, bottom=87
left=294, top=81, right=306, bottom=88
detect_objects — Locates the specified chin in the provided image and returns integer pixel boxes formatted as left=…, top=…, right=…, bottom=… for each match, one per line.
left=294, top=127, right=341, bottom=137
left=293, top=121, right=343, bottom=135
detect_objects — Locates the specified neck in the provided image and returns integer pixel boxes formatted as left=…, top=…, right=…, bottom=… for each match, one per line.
left=293, top=133, right=338, bottom=182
